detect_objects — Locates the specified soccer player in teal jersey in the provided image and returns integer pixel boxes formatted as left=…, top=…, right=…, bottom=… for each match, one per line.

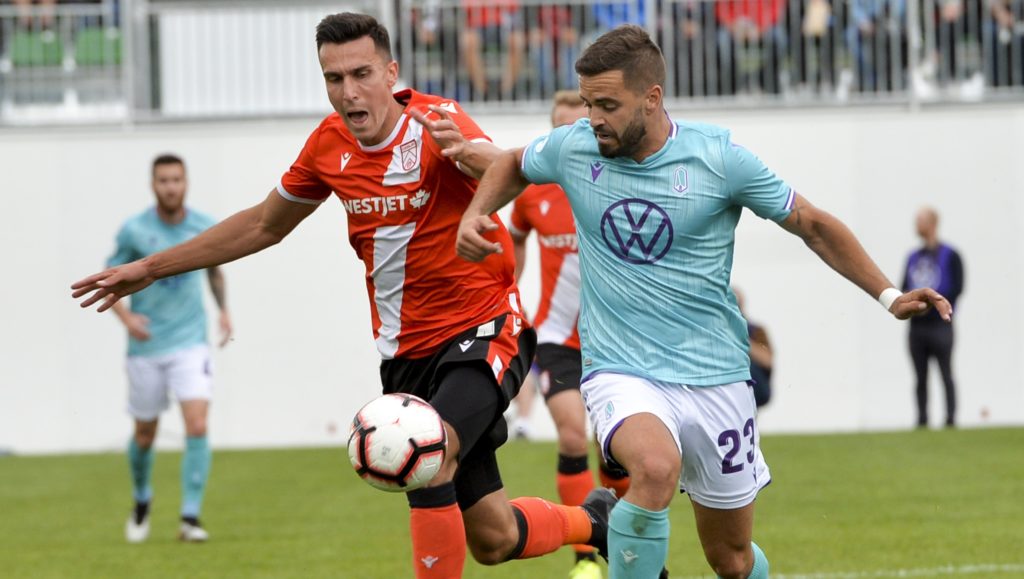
left=458, top=25, right=952, bottom=579
left=107, top=154, right=232, bottom=543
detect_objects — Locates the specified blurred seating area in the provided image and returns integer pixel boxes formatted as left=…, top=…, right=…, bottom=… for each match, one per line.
left=400, top=0, right=1024, bottom=105
left=0, top=0, right=122, bottom=121
left=1, top=0, right=1022, bottom=125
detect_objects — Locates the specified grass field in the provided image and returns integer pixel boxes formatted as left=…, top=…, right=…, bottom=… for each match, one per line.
left=2, top=427, right=1023, bottom=578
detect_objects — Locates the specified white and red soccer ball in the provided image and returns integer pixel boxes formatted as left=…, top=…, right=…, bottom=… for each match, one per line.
left=347, top=393, right=447, bottom=492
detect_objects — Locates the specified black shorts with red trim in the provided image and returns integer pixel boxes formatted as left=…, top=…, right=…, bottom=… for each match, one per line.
left=534, top=343, right=583, bottom=402
left=379, top=314, right=536, bottom=510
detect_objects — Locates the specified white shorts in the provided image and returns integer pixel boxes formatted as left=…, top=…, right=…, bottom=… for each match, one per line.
left=581, top=372, right=770, bottom=510
left=125, top=344, right=213, bottom=421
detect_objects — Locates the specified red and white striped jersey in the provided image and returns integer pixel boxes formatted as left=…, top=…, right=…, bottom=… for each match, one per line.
left=509, top=183, right=580, bottom=350
left=279, top=89, right=521, bottom=359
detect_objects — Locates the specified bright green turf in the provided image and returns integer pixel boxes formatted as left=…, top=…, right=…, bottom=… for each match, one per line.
left=1, top=428, right=1022, bottom=578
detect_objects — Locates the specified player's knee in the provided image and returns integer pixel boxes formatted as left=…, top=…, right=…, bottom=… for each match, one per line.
left=185, top=418, right=207, bottom=438
left=555, top=425, right=589, bottom=456
left=630, top=454, right=680, bottom=488
left=705, top=545, right=752, bottom=579
left=134, top=431, right=155, bottom=448
left=466, top=527, right=518, bottom=566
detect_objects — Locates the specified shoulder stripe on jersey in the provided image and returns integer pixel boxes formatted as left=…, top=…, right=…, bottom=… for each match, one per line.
left=277, top=183, right=325, bottom=205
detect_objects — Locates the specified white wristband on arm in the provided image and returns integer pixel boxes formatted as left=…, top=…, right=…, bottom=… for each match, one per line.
left=878, top=288, right=902, bottom=312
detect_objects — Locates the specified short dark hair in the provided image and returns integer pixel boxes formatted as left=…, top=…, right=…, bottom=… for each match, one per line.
left=152, top=153, right=184, bottom=175
left=315, top=12, right=392, bottom=59
left=575, top=25, right=666, bottom=93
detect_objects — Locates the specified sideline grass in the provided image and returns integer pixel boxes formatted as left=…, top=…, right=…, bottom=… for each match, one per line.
left=1, top=428, right=1022, bottom=578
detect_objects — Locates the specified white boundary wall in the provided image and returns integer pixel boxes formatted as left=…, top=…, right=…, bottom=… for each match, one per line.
left=1, top=104, right=1022, bottom=454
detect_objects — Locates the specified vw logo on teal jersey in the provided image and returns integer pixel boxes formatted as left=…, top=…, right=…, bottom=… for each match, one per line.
left=600, top=198, right=674, bottom=264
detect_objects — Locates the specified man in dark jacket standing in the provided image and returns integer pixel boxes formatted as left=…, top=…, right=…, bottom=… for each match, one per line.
left=903, top=207, right=964, bottom=428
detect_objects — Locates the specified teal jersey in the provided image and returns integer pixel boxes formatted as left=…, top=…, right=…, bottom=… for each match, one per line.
left=521, top=117, right=794, bottom=386
left=107, top=207, right=218, bottom=357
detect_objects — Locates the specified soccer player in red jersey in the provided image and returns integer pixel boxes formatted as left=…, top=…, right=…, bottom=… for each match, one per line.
left=508, top=90, right=630, bottom=579
left=72, top=12, right=614, bottom=578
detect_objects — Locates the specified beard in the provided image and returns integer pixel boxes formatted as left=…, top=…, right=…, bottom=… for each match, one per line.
left=595, top=107, right=647, bottom=159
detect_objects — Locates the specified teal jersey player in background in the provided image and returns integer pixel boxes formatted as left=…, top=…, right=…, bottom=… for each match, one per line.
left=110, top=204, right=217, bottom=357
left=458, top=25, right=952, bottom=579
left=107, top=153, right=232, bottom=544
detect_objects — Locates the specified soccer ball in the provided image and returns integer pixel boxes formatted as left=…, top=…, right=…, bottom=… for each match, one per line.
left=347, top=393, right=447, bottom=492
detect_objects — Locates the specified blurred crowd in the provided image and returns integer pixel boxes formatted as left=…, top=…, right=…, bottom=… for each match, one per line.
left=0, top=0, right=119, bottom=73
left=400, top=0, right=1024, bottom=102
left=2, top=0, right=1022, bottom=107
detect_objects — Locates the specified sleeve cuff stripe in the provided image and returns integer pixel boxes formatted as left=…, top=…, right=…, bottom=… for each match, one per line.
left=784, top=187, right=796, bottom=211
left=277, top=182, right=326, bottom=205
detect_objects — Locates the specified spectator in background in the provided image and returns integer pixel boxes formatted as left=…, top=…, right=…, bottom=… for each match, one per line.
left=410, top=0, right=459, bottom=98
left=668, top=0, right=715, bottom=97
left=845, top=0, right=907, bottom=93
left=528, top=4, right=581, bottom=93
left=460, top=0, right=525, bottom=100
left=715, top=0, right=787, bottom=94
left=734, top=288, right=774, bottom=408
left=788, top=0, right=838, bottom=95
left=12, top=0, right=56, bottom=31
left=582, top=0, right=645, bottom=48
left=985, top=0, right=1024, bottom=87
left=902, top=207, right=964, bottom=428
left=592, top=0, right=645, bottom=30
left=917, top=0, right=985, bottom=98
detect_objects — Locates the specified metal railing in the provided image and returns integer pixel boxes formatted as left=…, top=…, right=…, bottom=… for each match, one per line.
left=398, top=0, right=1024, bottom=108
left=1, top=0, right=1022, bottom=126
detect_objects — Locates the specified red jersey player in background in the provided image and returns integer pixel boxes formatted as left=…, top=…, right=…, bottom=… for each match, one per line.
left=72, top=13, right=615, bottom=579
left=509, top=91, right=632, bottom=579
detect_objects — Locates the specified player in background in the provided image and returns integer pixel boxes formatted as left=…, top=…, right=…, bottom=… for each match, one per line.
left=457, top=25, right=952, bottom=579
left=508, top=90, right=629, bottom=579
left=73, top=13, right=613, bottom=578
left=107, top=154, right=232, bottom=543
left=508, top=370, right=538, bottom=440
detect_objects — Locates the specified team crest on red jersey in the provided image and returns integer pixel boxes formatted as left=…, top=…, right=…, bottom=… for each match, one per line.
left=400, top=140, right=418, bottom=172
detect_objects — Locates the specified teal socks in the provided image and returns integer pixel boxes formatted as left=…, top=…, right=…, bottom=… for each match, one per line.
left=180, top=436, right=211, bottom=518
left=128, top=438, right=154, bottom=503
left=608, top=500, right=670, bottom=578
left=717, top=542, right=769, bottom=579
left=747, top=542, right=769, bottom=578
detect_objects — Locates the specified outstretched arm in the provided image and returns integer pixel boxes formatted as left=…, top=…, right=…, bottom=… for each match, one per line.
left=780, top=193, right=952, bottom=321
left=457, top=148, right=531, bottom=262
left=73, top=189, right=317, bottom=312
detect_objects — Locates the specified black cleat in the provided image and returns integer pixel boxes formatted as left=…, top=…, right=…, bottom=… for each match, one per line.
left=580, top=487, right=618, bottom=561
left=660, top=568, right=670, bottom=578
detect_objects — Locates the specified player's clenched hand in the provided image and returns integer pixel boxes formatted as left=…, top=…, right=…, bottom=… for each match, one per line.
left=218, top=311, right=234, bottom=348
left=890, top=288, right=953, bottom=322
left=409, top=105, right=466, bottom=159
left=71, top=260, right=156, bottom=312
left=457, top=215, right=503, bottom=262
